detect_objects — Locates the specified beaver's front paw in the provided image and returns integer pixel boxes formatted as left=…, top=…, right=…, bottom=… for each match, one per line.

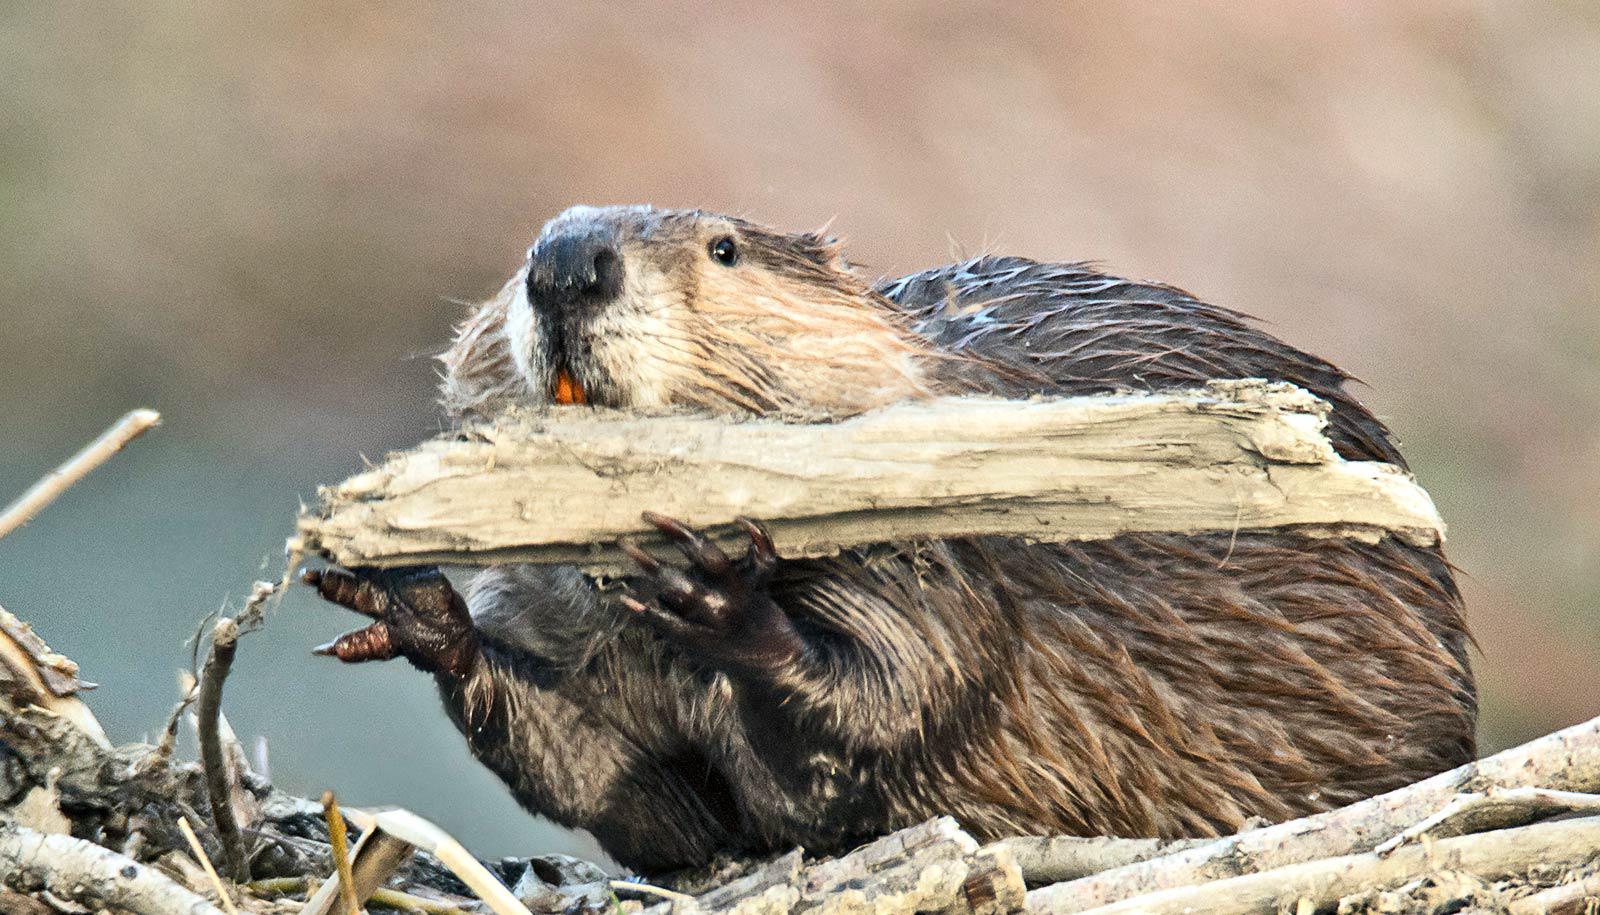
left=303, top=565, right=479, bottom=678
left=620, top=512, right=807, bottom=677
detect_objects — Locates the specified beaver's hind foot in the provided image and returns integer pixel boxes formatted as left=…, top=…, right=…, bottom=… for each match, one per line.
left=619, top=512, right=808, bottom=678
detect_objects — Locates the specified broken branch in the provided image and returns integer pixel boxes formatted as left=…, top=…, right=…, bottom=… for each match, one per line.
left=0, top=408, right=160, bottom=540
left=194, top=582, right=275, bottom=885
left=297, top=382, right=1444, bottom=573
left=197, top=618, right=247, bottom=883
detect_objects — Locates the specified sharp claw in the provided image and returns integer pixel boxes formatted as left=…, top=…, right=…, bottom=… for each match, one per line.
left=639, top=510, right=676, bottom=531
left=735, top=517, right=776, bottom=560
left=642, top=511, right=731, bottom=573
left=641, top=512, right=698, bottom=547
left=620, top=538, right=661, bottom=573
left=311, top=623, right=396, bottom=663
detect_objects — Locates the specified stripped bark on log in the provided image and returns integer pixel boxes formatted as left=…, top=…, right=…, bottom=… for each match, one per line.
left=295, top=382, right=1445, bottom=574
left=985, top=835, right=1214, bottom=885
left=689, top=849, right=803, bottom=914
left=0, top=822, right=226, bottom=915
left=1027, top=714, right=1600, bottom=912
left=644, top=817, right=1026, bottom=915
left=1066, top=816, right=1600, bottom=915
left=1508, top=870, right=1600, bottom=915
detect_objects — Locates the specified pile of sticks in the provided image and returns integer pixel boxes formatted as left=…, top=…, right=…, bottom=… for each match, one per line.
left=4, top=612, right=1600, bottom=915
left=3, top=393, right=1598, bottom=913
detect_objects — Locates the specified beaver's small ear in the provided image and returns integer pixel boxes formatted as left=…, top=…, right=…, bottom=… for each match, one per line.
left=796, top=232, right=849, bottom=270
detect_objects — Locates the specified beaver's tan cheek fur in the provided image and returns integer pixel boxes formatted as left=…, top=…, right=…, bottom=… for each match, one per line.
left=685, top=264, right=933, bottom=415
left=584, top=258, right=695, bottom=411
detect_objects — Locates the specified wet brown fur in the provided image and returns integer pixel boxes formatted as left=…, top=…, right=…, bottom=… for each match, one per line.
left=431, top=207, right=1475, bottom=873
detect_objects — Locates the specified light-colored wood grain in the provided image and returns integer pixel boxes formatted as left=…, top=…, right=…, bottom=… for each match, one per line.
left=1062, top=816, right=1600, bottom=915
left=1027, top=714, right=1600, bottom=912
left=297, top=381, right=1444, bottom=573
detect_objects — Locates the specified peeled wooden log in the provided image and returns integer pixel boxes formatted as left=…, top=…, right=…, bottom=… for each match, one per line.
left=690, top=849, right=803, bottom=913
left=295, top=381, right=1444, bottom=574
left=644, top=817, right=1025, bottom=915
left=1028, top=713, right=1600, bottom=912
left=0, top=822, right=226, bottom=915
left=1069, top=816, right=1600, bottom=915
left=985, top=834, right=1214, bottom=885
left=797, top=817, right=1024, bottom=915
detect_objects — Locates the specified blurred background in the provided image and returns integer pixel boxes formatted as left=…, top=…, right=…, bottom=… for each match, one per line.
left=2, top=2, right=1597, bottom=865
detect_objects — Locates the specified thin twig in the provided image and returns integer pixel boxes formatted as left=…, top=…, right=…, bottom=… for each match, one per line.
left=177, top=817, right=240, bottom=915
left=249, top=877, right=479, bottom=915
left=243, top=876, right=315, bottom=897
left=988, top=834, right=1216, bottom=885
left=610, top=879, right=697, bottom=904
left=0, top=408, right=160, bottom=540
left=1374, top=787, right=1600, bottom=855
left=198, top=617, right=249, bottom=882
left=322, top=791, right=360, bottom=915
left=367, top=887, right=480, bottom=915
left=151, top=672, right=199, bottom=765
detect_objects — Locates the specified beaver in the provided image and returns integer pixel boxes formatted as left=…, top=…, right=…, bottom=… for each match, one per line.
left=306, top=205, right=1477, bottom=874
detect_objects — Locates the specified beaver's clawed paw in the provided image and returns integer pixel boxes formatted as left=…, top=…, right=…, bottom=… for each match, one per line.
left=619, top=512, right=807, bottom=676
left=303, top=565, right=478, bottom=677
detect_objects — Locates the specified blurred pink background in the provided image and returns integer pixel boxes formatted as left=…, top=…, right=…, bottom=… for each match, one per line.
left=2, top=2, right=1596, bottom=860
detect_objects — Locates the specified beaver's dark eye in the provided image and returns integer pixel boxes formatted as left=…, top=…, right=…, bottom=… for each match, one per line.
left=709, top=236, right=739, bottom=267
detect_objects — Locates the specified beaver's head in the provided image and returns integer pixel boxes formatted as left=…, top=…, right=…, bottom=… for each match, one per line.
left=482, top=205, right=933, bottom=415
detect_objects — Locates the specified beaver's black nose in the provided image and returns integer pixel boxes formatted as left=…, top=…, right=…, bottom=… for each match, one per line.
left=527, top=227, right=625, bottom=310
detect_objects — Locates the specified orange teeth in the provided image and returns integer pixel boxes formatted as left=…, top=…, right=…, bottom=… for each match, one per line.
left=554, top=370, right=588, bottom=405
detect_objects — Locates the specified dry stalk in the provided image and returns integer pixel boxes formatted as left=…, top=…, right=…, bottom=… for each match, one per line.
left=250, top=877, right=479, bottom=915
left=0, top=408, right=160, bottom=540
left=610, top=879, right=696, bottom=904
left=177, top=816, right=240, bottom=915
left=321, top=791, right=361, bottom=915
